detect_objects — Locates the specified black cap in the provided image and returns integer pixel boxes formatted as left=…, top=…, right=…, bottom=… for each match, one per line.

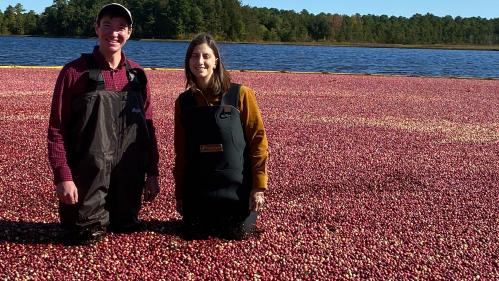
left=96, top=3, right=133, bottom=26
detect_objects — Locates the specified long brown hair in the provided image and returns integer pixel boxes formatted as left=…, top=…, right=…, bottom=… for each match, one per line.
left=184, top=33, right=231, bottom=95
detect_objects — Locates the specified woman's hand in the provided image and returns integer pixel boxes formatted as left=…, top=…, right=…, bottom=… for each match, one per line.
left=249, top=188, right=265, bottom=211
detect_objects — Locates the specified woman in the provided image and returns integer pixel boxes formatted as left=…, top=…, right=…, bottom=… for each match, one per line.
left=174, top=33, right=269, bottom=239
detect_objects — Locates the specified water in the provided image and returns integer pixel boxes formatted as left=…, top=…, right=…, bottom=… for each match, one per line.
left=1, top=36, right=498, bottom=78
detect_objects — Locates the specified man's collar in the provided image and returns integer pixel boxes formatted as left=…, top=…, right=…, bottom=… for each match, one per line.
left=92, top=46, right=127, bottom=70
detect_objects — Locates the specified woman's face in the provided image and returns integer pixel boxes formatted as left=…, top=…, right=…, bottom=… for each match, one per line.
left=189, top=43, right=217, bottom=88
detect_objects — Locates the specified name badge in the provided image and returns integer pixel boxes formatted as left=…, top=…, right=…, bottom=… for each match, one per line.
left=200, top=144, right=223, bottom=153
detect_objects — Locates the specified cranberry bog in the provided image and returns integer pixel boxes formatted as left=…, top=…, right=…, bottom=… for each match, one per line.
left=0, top=67, right=497, bottom=279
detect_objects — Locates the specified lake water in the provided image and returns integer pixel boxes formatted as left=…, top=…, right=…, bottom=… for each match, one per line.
left=0, top=36, right=498, bottom=78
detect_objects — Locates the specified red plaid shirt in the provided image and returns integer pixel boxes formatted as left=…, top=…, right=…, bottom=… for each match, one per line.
left=47, top=46, right=159, bottom=184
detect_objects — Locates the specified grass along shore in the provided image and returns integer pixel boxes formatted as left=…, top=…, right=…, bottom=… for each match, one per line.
left=140, top=37, right=499, bottom=51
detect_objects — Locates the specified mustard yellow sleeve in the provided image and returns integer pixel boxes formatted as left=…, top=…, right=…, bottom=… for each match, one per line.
left=239, top=85, right=269, bottom=190
left=173, top=97, right=186, bottom=199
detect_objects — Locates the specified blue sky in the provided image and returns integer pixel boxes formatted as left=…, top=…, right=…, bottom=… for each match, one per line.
left=1, top=0, right=497, bottom=19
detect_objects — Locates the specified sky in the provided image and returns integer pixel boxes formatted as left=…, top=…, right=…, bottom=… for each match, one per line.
left=0, top=0, right=497, bottom=19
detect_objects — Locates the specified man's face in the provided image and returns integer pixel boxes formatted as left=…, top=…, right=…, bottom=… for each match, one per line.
left=95, top=15, right=132, bottom=56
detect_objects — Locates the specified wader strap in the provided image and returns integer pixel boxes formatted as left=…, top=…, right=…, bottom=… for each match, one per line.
left=125, top=62, right=147, bottom=92
left=125, top=61, right=135, bottom=83
left=178, top=89, right=197, bottom=130
left=180, top=83, right=241, bottom=112
left=222, top=83, right=241, bottom=107
left=81, top=53, right=105, bottom=91
left=122, top=61, right=150, bottom=140
left=179, top=89, right=197, bottom=113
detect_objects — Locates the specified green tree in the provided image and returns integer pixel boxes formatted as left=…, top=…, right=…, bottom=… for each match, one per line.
left=23, top=10, right=39, bottom=34
left=308, top=13, right=331, bottom=41
left=3, top=5, right=17, bottom=34
left=217, top=0, right=244, bottom=40
left=3, top=0, right=497, bottom=45
left=330, top=14, right=343, bottom=41
left=151, top=0, right=171, bottom=38
left=361, top=15, right=375, bottom=42
left=350, top=14, right=363, bottom=42
left=0, top=9, right=5, bottom=34
left=13, top=3, right=25, bottom=34
left=240, top=6, right=265, bottom=41
left=337, top=15, right=352, bottom=42
left=494, top=18, right=499, bottom=43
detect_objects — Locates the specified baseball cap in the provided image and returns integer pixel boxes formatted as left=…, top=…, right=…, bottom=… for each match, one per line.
left=96, top=3, right=133, bottom=26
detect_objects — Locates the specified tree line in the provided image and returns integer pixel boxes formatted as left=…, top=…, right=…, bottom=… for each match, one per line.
left=1, top=0, right=498, bottom=45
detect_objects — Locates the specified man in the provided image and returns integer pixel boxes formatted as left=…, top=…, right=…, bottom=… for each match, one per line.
left=47, top=3, right=160, bottom=245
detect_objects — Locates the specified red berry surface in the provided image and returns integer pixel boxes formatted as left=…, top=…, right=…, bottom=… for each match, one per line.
left=0, top=68, right=497, bottom=280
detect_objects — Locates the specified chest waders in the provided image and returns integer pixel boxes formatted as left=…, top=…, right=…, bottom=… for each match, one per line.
left=59, top=54, right=149, bottom=232
left=179, top=83, right=253, bottom=226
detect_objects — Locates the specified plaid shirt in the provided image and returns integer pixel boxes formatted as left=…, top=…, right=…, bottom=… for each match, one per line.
left=47, top=46, right=159, bottom=184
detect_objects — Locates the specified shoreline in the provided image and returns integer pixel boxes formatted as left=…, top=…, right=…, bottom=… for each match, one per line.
left=0, top=65, right=497, bottom=80
left=143, top=38, right=499, bottom=52
left=2, top=34, right=498, bottom=51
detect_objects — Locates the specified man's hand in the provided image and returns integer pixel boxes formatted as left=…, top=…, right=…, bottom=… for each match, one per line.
left=249, top=188, right=265, bottom=211
left=56, top=181, right=78, bottom=205
left=143, top=176, right=160, bottom=202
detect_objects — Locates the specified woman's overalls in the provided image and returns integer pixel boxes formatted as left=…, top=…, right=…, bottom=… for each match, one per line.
left=179, top=83, right=256, bottom=238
